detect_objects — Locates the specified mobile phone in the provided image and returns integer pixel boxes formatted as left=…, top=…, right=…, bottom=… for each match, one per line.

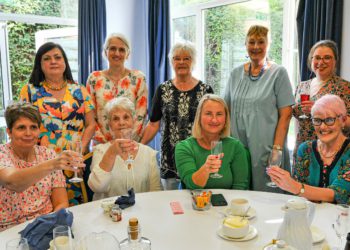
left=211, top=193, right=228, bottom=206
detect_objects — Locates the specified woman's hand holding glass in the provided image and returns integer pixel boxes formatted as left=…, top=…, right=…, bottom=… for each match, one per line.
left=266, top=149, right=282, bottom=187
left=51, top=149, right=85, bottom=176
left=299, top=92, right=313, bottom=119
left=203, top=141, right=224, bottom=179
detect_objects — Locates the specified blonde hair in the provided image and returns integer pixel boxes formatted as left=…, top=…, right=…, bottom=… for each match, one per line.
left=104, top=97, right=135, bottom=121
left=311, top=94, right=346, bottom=117
left=246, top=25, right=269, bottom=43
left=192, top=94, right=230, bottom=139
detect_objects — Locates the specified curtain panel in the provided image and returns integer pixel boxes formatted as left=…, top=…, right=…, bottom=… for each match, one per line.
left=78, top=0, right=107, bottom=85
left=297, top=0, right=343, bottom=81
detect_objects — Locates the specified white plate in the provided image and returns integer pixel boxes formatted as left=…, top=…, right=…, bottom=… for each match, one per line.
left=224, top=207, right=257, bottom=219
left=311, top=226, right=325, bottom=244
left=264, top=244, right=297, bottom=250
left=217, top=225, right=258, bottom=242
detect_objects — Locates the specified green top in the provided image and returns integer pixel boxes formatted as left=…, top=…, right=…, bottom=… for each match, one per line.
left=175, top=136, right=249, bottom=190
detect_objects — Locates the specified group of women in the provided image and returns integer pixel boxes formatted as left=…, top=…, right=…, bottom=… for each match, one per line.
left=1, top=24, right=350, bottom=231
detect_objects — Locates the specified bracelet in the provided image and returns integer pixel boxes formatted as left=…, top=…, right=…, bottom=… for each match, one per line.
left=272, top=145, right=282, bottom=151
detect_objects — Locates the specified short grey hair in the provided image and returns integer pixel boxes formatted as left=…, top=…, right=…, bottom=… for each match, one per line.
left=307, top=40, right=338, bottom=71
left=168, top=42, right=197, bottom=68
left=103, top=33, right=131, bottom=59
left=311, top=94, right=346, bottom=117
left=192, top=94, right=230, bottom=139
left=104, top=97, right=135, bottom=121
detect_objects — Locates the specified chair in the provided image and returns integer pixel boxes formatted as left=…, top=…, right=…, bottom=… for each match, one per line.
left=82, top=152, right=94, bottom=202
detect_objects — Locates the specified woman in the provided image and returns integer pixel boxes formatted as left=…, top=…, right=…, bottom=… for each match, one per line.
left=224, top=25, right=294, bottom=192
left=86, top=33, right=148, bottom=143
left=175, top=94, right=249, bottom=190
left=268, top=95, right=350, bottom=204
left=20, top=42, right=96, bottom=206
left=88, top=97, right=162, bottom=200
left=292, top=40, right=350, bottom=160
left=141, top=42, right=213, bottom=190
left=0, top=102, right=84, bottom=231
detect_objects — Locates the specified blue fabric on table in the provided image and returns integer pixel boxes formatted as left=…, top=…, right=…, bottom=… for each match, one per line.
left=115, top=188, right=135, bottom=209
left=19, top=209, right=73, bottom=250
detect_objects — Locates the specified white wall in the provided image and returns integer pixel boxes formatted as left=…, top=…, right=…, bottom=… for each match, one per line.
left=341, top=0, right=350, bottom=80
left=105, top=0, right=147, bottom=74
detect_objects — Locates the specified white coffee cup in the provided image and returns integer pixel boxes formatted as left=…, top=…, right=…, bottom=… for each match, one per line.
left=230, top=198, right=249, bottom=216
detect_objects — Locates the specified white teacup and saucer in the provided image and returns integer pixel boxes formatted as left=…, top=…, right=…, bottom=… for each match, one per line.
left=224, top=198, right=257, bottom=219
left=217, top=216, right=258, bottom=241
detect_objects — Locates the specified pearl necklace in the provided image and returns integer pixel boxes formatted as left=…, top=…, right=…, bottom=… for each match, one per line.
left=43, top=80, right=67, bottom=91
left=248, top=60, right=267, bottom=81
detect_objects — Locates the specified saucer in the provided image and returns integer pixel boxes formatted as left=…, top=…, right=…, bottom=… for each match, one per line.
left=263, top=244, right=297, bottom=250
left=217, top=225, right=258, bottom=241
left=224, top=207, right=256, bottom=219
left=311, top=226, right=325, bottom=244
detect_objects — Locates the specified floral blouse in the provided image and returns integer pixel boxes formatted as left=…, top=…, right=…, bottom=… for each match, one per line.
left=149, top=80, right=213, bottom=179
left=20, top=82, right=95, bottom=206
left=0, top=144, right=66, bottom=231
left=86, top=70, right=148, bottom=143
left=292, top=76, right=350, bottom=158
left=293, top=140, right=350, bottom=204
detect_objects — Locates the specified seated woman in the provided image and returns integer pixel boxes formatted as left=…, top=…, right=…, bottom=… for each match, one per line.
left=268, top=94, right=350, bottom=203
left=0, top=102, right=84, bottom=231
left=175, top=94, right=249, bottom=190
left=88, top=97, right=162, bottom=200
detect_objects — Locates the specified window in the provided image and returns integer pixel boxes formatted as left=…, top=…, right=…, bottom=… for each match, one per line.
left=171, top=0, right=298, bottom=150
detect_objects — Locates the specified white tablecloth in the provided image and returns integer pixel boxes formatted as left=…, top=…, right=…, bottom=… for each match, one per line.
left=0, top=190, right=339, bottom=250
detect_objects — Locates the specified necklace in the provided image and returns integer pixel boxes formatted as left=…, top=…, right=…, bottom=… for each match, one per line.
left=317, top=139, right=344, bottom=160
left=107, top=69, right=127, bottom=82
left=43, top=80, right=67, bottom=91
left=248, top=60, right=267, bottom=81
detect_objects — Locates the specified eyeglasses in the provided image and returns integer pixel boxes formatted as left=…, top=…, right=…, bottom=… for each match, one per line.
left=173, top=57, right=191, bottom=62
left=312, top=55, right=333, bottom=63
left=311, top=116, right=341, bottom=126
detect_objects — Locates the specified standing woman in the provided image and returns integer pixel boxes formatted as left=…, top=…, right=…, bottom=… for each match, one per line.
left=141, top=42, right=213, bottom=190
left=20, top=42, right=96, bottom=206
left=292, top=40, right=350, bottom=161
left=86, top=33, right=148, bottom=143
left=224, top=25, right=295, bottom=192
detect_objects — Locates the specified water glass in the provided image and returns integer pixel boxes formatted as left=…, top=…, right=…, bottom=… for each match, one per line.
left=53, top=225, right=74, bottom=250
left=333, top=204, right=349, bottom=249
left=210, top=140, right=223, bottom=179
left=6, top=238, right=29, bottom=250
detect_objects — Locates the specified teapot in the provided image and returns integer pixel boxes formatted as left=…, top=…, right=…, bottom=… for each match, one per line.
left=277, top=197, right=315, bottom=250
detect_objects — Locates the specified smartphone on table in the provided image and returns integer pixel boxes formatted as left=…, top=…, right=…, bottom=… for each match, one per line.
left=211, top=193, right=228, bottom=206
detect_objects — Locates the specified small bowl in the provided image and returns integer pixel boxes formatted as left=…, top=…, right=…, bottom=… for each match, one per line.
left=191, top=190, right=212, bottom=211
left=222, top=216, right=249, bottom=238
left=101, top=199, right=115, bottom=213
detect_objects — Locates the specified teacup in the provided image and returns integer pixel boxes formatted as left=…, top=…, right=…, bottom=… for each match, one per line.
left=230, top=198, right=250, bottom=216
left=222, top=216, right=249, bottom=238
left=101, top=199, right=115, bottom=213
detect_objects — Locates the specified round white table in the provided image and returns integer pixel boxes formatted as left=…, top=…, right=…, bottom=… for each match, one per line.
left=0, top=190, right=339, bottom=250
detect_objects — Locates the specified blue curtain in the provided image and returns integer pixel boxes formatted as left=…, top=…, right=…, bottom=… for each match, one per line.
left=297, top=0, right=343, bottom=81
left=145, top=0, right=171, bottom=150
left=78, top=0, right=107, bottom=85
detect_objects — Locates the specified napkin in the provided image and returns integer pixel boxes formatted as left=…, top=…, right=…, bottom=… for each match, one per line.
left=19, top=208, right=73, bottom=250
left=115, top=188, right=135, bottom=209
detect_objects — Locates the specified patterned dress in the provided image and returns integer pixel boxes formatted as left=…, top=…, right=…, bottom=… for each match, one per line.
left=86, top=70, right=148, bottom=143
left=149, top=80, right=213, bottom=179
left=20, top=82, right=95, bottom=206
left=292, top=76, right=350, bottom=159
left=0, top=144, right=66, bottom=231
left=294, top=140, right=350, bottom=204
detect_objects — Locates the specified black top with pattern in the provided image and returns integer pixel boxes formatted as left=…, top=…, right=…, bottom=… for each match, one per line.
left=150, top=80, right=214, bottom=178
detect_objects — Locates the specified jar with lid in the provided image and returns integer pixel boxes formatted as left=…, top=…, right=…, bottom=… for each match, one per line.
left=119, top=218, right=151, bottom=250
left=110, top=204, right=122, bottom=222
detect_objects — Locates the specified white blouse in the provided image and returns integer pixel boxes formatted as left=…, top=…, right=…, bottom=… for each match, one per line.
left=88, top=142, right=163, bottom=200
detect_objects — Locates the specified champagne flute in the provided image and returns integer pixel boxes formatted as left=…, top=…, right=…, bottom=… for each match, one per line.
left=299, top=92, right=310, bottom=119
left=120, top=128, right=134, bottom=169
left=266, top=149, right=282, bottom=187
left=333, top=204, right=349, bottom=250
left=53, top=225, right=74, bottom=250
left=68, top=140, right=83, bottom=183
left=6, top=238, right=29, bottom=250
left=210, top=140, right=223, bottom=179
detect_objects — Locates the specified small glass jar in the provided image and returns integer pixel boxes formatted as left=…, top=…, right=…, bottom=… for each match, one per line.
left=110, top=204, right=122, bottom=222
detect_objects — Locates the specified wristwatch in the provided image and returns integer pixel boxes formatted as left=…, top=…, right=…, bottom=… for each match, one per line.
left=272, top=144, right=282, bottom=151
left=295, top=183, right=305, bottom=196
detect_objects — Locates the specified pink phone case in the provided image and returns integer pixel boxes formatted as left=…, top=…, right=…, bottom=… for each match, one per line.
left=170, top=201, right=184, bottom=215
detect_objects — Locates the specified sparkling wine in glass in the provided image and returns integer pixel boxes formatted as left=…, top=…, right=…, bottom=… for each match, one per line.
left=266, top=149, right=282, bottom=188
left=53, top=225, right=74, bottom=250
left=69, top=140, right=83, bottom=183
left=120, top=128, right=134, bottom=169
left=333, top=204, right=349, bottom=250
left=210, top=141, right=223, bottom=179
left=299, top=93, right=310, bottom=119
